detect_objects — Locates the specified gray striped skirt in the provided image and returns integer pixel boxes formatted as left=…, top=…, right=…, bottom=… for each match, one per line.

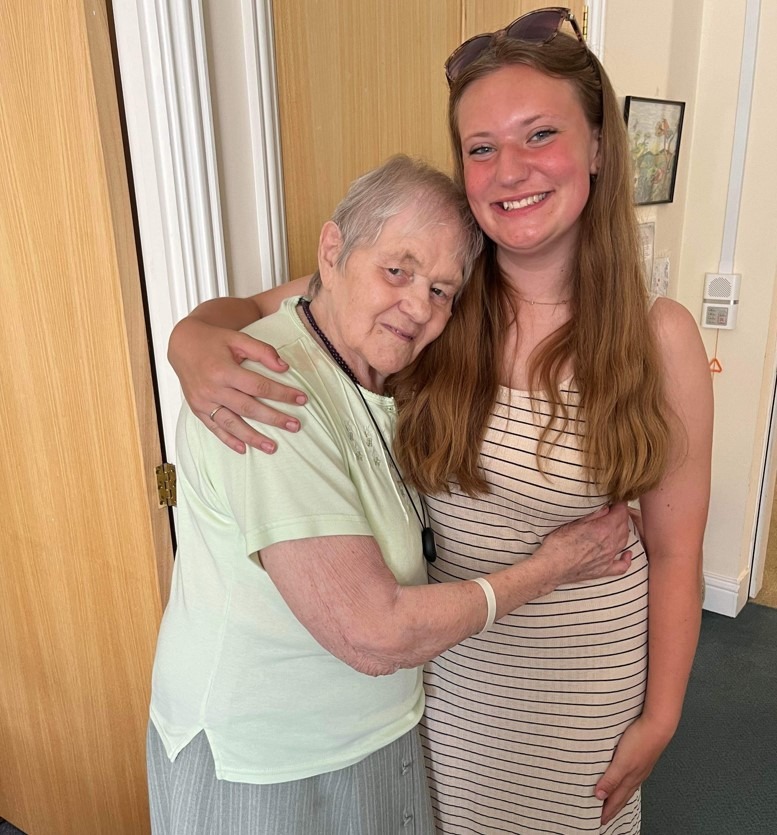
left=147, top=722, right=433, bottom=835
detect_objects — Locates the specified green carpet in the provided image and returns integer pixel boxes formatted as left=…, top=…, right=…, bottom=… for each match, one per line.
left=643, top=603, right=777, bottom=834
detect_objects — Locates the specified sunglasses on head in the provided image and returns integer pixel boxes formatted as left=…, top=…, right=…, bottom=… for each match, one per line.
left=445, top=7, right=586, bottom=85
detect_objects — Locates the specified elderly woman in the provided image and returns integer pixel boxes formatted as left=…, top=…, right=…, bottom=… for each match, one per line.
left=147, top=155, right=633, bottom=835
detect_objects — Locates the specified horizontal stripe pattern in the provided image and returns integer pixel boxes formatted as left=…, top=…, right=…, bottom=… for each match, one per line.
left=423, top=387, right=645, bottom=834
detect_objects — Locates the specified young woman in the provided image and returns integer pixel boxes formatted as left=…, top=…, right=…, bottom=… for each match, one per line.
left=167, top=10, right=712, bottom=834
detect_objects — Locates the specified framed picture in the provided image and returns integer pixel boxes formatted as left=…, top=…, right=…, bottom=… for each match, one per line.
left=624, top=96, right=685, bottom=205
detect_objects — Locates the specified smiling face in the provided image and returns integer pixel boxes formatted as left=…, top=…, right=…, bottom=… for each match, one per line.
left=313, top=203, right=466, bottom=392
left=455, top=63, right=600, bottom=270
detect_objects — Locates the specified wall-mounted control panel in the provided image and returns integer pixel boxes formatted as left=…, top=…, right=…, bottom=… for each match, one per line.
left=701, top=273, right=740, bottom=329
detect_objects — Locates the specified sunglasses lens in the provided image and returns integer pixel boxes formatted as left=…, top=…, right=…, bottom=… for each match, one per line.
left=446, top=35, right=493, bottom=82
left=446, top=10, right=581, bottom=83
left=505, top=10, right=565, bottom=43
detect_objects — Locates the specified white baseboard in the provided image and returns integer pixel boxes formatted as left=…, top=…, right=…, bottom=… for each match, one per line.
left=703, top=569, right=750, bottom=617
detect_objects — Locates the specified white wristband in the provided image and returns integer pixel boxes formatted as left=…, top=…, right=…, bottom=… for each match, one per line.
left=471, top=577, right=497, bottom=634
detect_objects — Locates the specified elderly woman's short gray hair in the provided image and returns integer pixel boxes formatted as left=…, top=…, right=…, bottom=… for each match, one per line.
left=309, top=154, right=482, bottom=296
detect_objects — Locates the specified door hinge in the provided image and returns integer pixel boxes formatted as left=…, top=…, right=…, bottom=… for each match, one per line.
left=582, top=6, right=589, bottom=42
left=156, top=463, right=177, bottom=507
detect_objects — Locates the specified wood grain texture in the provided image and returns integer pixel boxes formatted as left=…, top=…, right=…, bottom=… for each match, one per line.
left=0, top=2, right=171, bottom=832
left=463, top=0, right=585, bottom=39
left=272, top=1, right=584, bottom=280
left=273, top=0, right=460, bottom=278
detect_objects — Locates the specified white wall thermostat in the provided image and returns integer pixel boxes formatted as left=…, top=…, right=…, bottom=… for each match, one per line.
left=701, top=272, right=740, bottom=329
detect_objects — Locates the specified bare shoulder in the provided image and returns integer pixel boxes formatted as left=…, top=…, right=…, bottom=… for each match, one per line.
left=649, top=298, right=712, bottom=417
left=648, top=297, right=700, bottom=344
left=252, top=275, right=312, bottom=318
left=647, top=297, right=709, bottom=371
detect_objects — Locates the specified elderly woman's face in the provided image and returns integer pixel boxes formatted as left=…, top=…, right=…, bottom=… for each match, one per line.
left=320, top=204, right=465, bottom=386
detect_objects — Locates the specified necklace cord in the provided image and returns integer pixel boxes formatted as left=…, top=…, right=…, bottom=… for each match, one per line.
left=299, top=299, right=435, bottom=560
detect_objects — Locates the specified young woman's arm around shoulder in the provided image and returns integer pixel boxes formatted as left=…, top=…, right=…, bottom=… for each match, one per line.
left=595, top=297, right=714, bottom=824
left=167, top=276, right=311, bottom=453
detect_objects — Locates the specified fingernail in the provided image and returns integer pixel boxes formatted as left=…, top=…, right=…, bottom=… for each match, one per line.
left=595, top=790, right=608, bottom=800
left=295, top=395, right=307, bottom=405
left=284, top=419, right=299, bottom=432
left=260, top=441, right=276, bottom=454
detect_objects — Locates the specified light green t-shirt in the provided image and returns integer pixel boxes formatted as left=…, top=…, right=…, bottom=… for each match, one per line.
left=150, top=297, right=426, bottom=784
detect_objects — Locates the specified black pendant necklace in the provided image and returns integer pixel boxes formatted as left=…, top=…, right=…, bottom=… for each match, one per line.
left=300, top=298, right=437, bottom=563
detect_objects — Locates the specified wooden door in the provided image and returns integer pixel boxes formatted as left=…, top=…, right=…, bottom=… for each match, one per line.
left=0, top=2, right=172, bottom=833
left=272, top=0, right=585, bottom=278
left=462, top=0, right=585, bottom=39
left=272, top=0, right=460, bottom=278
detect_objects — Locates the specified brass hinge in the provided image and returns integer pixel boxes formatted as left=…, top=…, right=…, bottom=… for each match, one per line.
left=582, top=5, right=589, bottom=41
left=156, top=463, right=177, bottom=507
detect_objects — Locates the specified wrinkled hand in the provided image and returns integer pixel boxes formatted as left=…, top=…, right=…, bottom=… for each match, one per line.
left=542, top=503, right=633, bottom=585
left=595, top=716, right=673, bottom=824
left=168, top=317, right=307, bottom=454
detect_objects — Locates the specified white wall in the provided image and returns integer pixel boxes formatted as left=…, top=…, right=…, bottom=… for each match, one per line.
left=690, top=1, right=777, bottom=611
left=602, top=0, right=705, bottom=305
left=601, top=0, right=704, bottom=278
left=606, top=0, right=777, bottom=614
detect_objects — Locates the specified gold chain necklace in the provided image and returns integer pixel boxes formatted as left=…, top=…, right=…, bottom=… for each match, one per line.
left=517, top=296, right=570, bottom=306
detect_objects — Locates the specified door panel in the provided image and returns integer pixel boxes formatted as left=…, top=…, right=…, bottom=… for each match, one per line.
left=272, top=0, right=585, bottom=278
left=273, top=0, right=461, bottom=278
left=0, top=2, right=171, bottom=832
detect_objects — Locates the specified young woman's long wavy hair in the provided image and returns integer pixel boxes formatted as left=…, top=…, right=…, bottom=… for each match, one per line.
left=390, top=35, right=671, bottom=502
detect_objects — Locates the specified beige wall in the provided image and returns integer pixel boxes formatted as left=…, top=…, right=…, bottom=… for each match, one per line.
left=607, top=0, right=777, bottom=612
left=603, top=0, right=704, bottom=276
left=205, top=1, right=777, bottom=614
left=695, top=1, right=777, bottom=601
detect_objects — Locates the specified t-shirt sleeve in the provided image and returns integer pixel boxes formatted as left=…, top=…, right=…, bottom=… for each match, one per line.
left=191, top=386, right=373, bottom=559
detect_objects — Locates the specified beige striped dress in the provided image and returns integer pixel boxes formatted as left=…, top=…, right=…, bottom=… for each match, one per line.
left=421, top=383, right=647, bottom=834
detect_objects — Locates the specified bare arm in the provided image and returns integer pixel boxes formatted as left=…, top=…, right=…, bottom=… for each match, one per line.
left=597, top=298, right=713, bottom=824
left=168, top=276, right=311, bottom=453
left=260, top=503, right=633, bottom=677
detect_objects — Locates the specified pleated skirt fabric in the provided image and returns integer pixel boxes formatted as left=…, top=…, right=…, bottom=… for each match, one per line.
left=147, top=722, right=434, bottom=835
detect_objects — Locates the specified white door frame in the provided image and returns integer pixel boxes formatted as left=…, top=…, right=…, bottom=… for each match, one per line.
left=112, top=0, right=231, bottom=456
left=720, top=0, right=764, bottom=601
left=750, top=370, right=777, bottom=597
left=585, top=0, right=607, bottom=57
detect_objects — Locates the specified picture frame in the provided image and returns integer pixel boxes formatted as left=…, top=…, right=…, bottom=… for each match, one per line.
left=624, top=96, right=685, bottom=205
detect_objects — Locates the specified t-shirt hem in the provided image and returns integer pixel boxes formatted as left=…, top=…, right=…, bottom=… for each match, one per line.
left=150, top=707, right=424, bottom=785
left=149, top=709, right=199, bottom=763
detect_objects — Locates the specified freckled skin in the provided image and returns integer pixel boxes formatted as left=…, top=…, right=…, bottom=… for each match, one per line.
left=457, top=64, right=600, bottom=273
